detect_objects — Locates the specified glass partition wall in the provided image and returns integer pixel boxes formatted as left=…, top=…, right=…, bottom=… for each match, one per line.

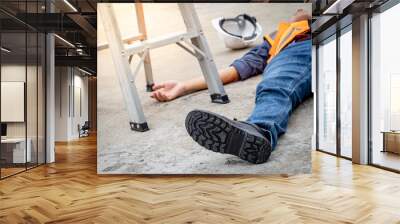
left=0, top=2, right=46, bottom=179
left=316, top=27, right=353, bottom=159
left=0, top=31, right=28, bottom=177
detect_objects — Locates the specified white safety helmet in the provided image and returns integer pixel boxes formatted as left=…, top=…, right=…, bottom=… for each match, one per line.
left=212, top=14, right=262, bottom=50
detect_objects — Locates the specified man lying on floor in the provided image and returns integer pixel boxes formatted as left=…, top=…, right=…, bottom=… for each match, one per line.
left=150, top=9, right=312, bottom=164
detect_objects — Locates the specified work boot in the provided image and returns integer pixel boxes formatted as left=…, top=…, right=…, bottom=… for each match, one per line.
left=185, top=109, right=272, bottom=164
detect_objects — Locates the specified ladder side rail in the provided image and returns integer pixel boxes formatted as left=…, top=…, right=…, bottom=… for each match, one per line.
left=178, top=3, right=229, bottom=103
left=99, top=4, right=148, bottom=130
left=135, top=3, right=154, bottom=91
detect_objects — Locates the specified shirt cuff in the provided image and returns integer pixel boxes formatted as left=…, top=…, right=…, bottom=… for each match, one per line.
left=231, top=60, right=252, bottom=81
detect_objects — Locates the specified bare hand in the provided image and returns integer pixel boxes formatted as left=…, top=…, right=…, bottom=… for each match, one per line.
left=150, top=80, right=186, bottom=102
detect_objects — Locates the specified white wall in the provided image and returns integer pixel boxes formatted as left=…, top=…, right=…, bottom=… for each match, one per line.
left=72, top=73, right=89, bottom=138
left=1, top=65, right=36, bottom=138
left=1, top=63, right=46, bottom=164
left=54, top=67, right=89, bottom=141
left=55, top=66, right=69, bottom=141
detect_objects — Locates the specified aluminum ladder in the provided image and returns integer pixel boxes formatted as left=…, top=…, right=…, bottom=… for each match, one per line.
left=98, top=3, right=229, bottom=132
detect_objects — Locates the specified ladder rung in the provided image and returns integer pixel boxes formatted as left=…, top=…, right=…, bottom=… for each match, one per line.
left=97, top=33, right=145, bottom=50
left=123, top=31, right=198, bottom=56
left=124, top=34, right=145, bottom=44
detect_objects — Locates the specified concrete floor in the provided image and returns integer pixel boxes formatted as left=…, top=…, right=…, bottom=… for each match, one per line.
left=97, top=3, right=313, bottom=174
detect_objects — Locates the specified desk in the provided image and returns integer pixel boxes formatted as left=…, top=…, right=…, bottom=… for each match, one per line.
left=1, top=138, right=31, bottom=163
left=382, top=131, right=400, bottom=155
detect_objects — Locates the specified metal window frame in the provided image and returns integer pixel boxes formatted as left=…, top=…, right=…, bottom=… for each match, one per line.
left=315, top=39, right=337, bottom=156
left=314, top=17, right=353, bottom=162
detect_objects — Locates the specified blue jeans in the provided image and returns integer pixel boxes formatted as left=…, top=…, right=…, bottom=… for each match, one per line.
left=232, top=40, right=312, bottom=149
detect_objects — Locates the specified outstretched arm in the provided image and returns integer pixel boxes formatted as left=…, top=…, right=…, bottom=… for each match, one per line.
left=151, top=41, right=270, bottom=102
left=150, top=66, right=239, bottom=102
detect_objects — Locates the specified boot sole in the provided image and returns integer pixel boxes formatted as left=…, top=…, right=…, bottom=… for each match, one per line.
left=185, top=110, right=271, bottom=164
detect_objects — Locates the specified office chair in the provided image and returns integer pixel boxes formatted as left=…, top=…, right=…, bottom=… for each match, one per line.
left=79, top=121, right=90, bottom=138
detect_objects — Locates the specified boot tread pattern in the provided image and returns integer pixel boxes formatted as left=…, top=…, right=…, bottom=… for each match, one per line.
left=185, top=110, right=271, bottom=164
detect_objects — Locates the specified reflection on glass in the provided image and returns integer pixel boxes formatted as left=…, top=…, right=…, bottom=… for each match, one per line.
left=340, top=30, right=352, bottom=158
left=318, top=37, right=337, bottom=154
left=371, top=3, right=400, bottom=171
left=1, top=31, right=27, bottom=177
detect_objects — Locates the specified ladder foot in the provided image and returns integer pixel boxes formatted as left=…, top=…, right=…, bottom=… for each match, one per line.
left=210, top=94, right=230, bottom=104
left=146, top=83, right=154, bottom=92
left=130, top=122, right=149, bottom=132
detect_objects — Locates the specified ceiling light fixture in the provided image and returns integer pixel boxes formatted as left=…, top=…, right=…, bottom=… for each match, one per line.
left=323, top=0, right=355, bottom=15
left=76, top=48, right=85, bottom=55
left=54, top=34, right=75, bottom=48
left=78, top=67, right=93, bottom=76
left=63, top=0, right=78, bottom=12
left=1, top=47, right=11, bottom=53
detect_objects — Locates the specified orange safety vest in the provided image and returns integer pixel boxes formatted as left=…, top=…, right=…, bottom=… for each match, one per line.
left=264, top=20, right=310, bottom=63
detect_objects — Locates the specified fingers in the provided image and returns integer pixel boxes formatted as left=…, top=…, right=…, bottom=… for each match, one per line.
left=152, top=83, right=165, bottom=91
left=150, top=91, right=161, bottom=101
left=158, top=91, right=169, bottom=102
left=151, top=90, right=169, bottom=102
left=151, top=83, right=167, bottom=102
left=155, top=91, right=164, bottom=102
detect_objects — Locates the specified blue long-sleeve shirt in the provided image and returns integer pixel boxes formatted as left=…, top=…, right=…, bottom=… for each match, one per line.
left=230, top=35, right=311, bottom=80
left=231, top=41, right=270, bottom=81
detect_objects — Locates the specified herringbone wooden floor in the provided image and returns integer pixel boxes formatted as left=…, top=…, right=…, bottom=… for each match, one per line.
left=1, top=134, right=400, bottom=224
